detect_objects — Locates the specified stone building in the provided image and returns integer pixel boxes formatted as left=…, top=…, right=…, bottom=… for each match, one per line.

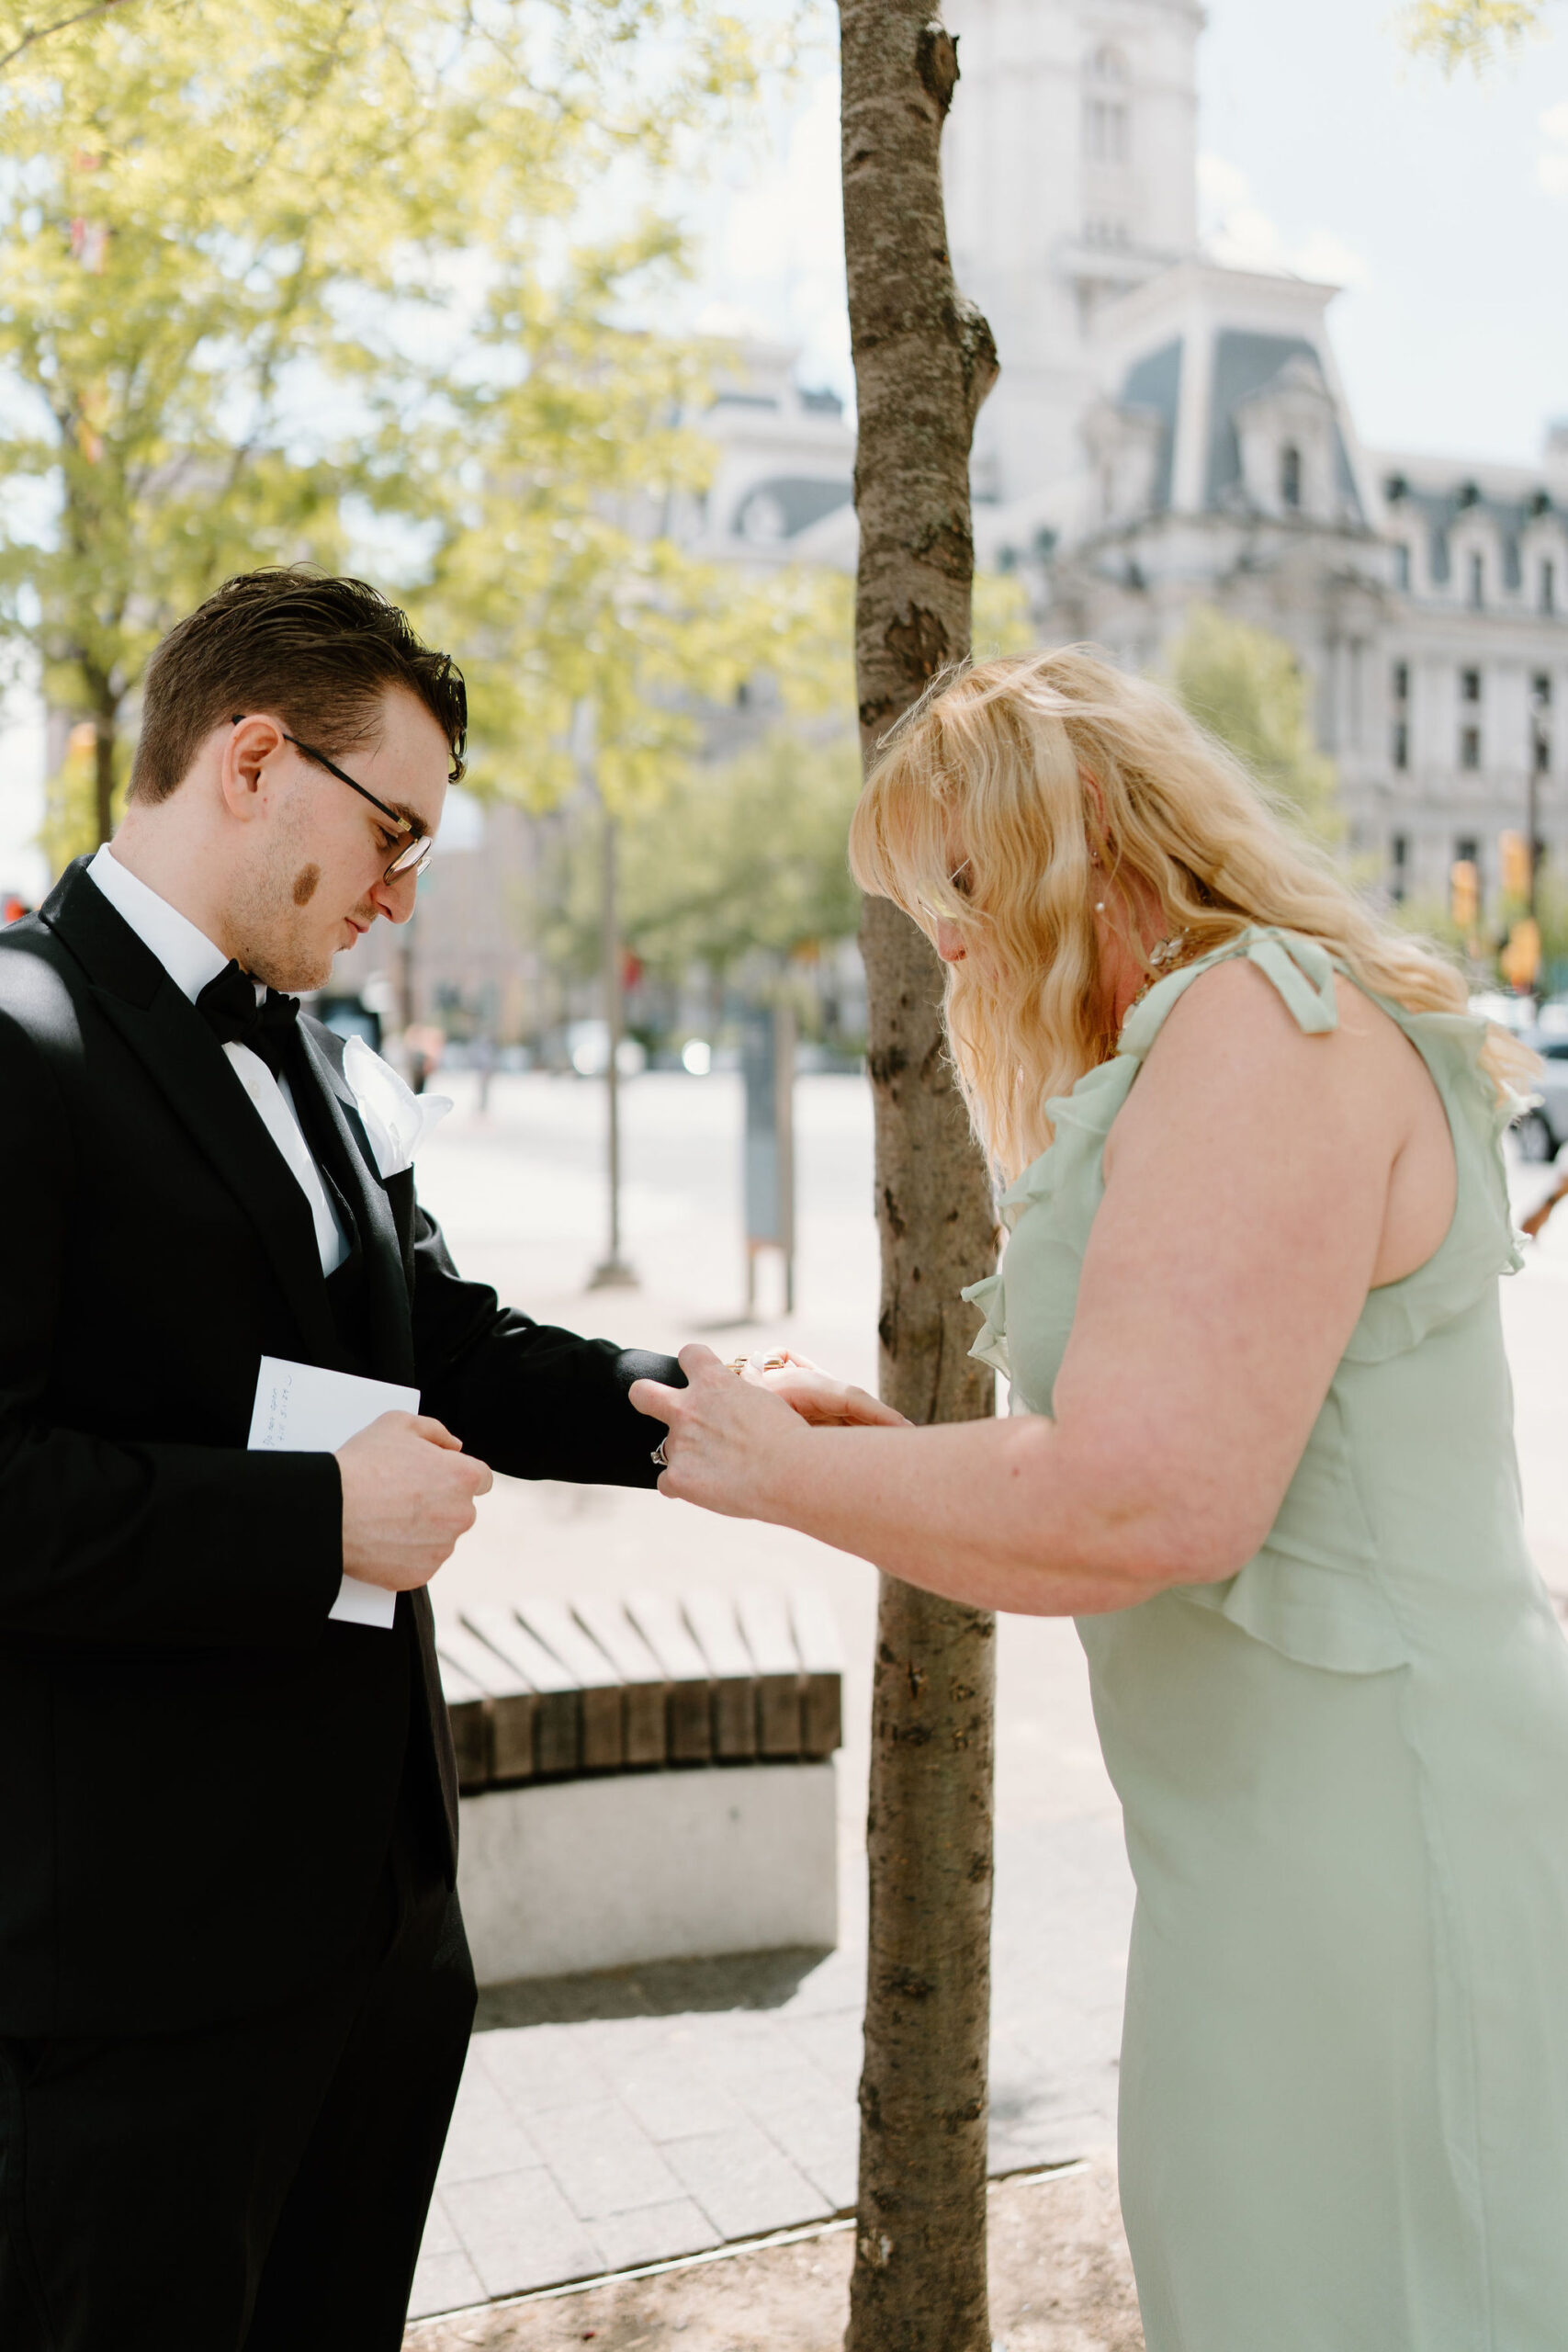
left=942, top=0, right=1566, bottom=913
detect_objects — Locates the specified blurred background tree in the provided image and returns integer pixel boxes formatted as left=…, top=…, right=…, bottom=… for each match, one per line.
left=533, top=724, right=863, bottom=993
left=1398, top=0, right=1545, bottom=73
left=1166, top=604, right=1343, bottom=845
left=0, top=0, right=791, bottom=854
left=516, top=565, right=1029, bottom=1032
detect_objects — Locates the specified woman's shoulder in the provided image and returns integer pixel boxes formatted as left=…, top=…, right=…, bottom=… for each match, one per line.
left=1134, top=933, right=1440, bottom=1121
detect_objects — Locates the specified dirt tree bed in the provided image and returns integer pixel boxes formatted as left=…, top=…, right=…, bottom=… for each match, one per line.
left=404, top=2159, right=1144, bottom=2352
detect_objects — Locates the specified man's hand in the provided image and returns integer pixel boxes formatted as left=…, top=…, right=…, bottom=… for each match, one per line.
left=335, top=1412, right=492, bottom=1591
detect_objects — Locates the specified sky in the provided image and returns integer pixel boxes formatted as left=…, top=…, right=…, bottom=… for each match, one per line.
left=5, top=0, right=1567, bottom=896
left=687, top=0, right=1568, bottom=466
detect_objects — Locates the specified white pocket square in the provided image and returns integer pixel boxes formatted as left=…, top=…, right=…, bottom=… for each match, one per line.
left=343, top=1034, right=452, bottom=1180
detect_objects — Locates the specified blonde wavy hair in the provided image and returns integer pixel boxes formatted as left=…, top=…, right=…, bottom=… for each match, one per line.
left=849, top=645, right=1533, bottom=1179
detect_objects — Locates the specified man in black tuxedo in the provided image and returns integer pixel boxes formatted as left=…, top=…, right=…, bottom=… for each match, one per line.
left=0, top=569, right=682, bottom=2350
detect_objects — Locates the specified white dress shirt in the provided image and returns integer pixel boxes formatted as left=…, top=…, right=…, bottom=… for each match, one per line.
left=85, top=846, right=349, bottom=1276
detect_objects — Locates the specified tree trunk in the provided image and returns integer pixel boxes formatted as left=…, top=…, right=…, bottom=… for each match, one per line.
left=838, top=9, right=1001, bottom=2351
left=93, top=713, right=116, bottom=846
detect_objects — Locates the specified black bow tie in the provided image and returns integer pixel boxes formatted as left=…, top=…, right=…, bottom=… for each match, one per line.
left=196, top=961, right=301, bottom=1080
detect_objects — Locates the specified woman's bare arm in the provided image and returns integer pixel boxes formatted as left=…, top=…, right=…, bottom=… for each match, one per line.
left=631, top=964, right=1446, bottom=1615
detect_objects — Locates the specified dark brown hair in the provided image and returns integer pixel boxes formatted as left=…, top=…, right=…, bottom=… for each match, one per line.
left=130, top=569, right=468, bottom=804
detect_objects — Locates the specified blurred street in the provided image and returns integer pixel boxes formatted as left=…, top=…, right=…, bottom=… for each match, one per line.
left=403, top=1067, right=1568, bottom=2322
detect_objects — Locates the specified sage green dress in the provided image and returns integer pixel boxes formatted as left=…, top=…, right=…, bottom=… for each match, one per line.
left=964, top=927, right=1568, bottom=2352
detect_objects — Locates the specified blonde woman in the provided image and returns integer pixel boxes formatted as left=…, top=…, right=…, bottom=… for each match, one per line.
left=632, top=650, right=1568, bottom=2351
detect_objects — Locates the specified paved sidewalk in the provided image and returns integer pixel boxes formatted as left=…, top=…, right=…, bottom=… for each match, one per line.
left=412, top=1812, right=1131, bottom=2320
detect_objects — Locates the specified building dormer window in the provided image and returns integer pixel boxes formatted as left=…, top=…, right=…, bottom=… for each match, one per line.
left=1280, top=445, right=1303, bottom=512
left=1467, top=551, right=1484, bottom=609
left=1086, top=99, right=1130, bottom=164
left=1084, top=48, right=1131, bottom=164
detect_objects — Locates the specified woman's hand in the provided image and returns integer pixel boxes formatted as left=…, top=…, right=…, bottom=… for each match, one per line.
left=629, top=1342, right=821, bottom=1520
left=752, top=1349, right=909, bottom=1429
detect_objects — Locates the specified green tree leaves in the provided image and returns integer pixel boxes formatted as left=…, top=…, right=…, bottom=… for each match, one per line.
left=1167, top=605, right=1342, bottom=845
left=1396, top=1, right=1544, bottom=76
left=0, top=0, right=799, bottom=846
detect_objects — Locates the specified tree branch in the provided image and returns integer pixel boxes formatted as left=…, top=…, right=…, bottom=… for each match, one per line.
left=0, top=0, right=137, bottom=75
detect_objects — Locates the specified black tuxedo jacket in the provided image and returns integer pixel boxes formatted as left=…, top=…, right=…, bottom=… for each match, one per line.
left=0, top=859, right=679, bottom=2036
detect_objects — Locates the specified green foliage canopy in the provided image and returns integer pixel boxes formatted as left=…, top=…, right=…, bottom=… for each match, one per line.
left=0, top=0, right=795, bottom=854
left=529, top=568, right=1032, bottom=989
left=1396, top=0, right=1546, bottom=74
left=1166, top=605, right=1341, bottom=845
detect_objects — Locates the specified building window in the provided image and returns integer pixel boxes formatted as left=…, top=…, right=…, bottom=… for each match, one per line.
left=1085, top=98, right=1130, bottom=164
left=1461, top=667, right=1482, bottom=703
left=1536, top=672, right=1554, bottom=707
left=1280, top=444, right=1302, bottom=511
left=1535, top=729, right=1551, bottom=775
left=1455, top=835, right=1479, bottom=866
left=1467, top=550, right=1484, bottom=608
left=1392, top=661, right=1409, bottom=704
left=1460, top=725, right=1482, bottom=770
left=1393, top=544, right=1411, bottom=591
left=1543, top=560, right=1557, bottom=616
left=1390, top=833, right=1409, bottom=903
left=1393, top=720, right=1410, bottom=772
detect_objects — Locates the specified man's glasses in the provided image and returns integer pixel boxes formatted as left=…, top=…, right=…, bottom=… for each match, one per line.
left=230, top=717, right=434, bottom=884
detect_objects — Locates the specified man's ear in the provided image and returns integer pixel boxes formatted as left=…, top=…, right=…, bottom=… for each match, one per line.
left=220, top=715, right=288, bottom=824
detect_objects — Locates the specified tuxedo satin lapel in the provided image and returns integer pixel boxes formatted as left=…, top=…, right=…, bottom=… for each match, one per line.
left=93, top=988, right=343, bottom=1367
left=42, top=861, right=342, bottom=1366
left=294, top=1024, right=416, bottom=1386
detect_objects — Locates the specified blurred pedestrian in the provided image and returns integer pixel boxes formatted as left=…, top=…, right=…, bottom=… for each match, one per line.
left=473, top=1030, right=496, bottom=1116
left=1521, top=1165, right=1568, bottom=1239
left=402, top=1019, right=445, bottom=1096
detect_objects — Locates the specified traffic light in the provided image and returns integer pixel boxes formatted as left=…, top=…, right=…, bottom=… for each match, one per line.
left=1450, top=859, right=1479, bottom=933
left=1501, top=917, right=1541, bottom=993
left=1499, top=830, right=1532, bottom=903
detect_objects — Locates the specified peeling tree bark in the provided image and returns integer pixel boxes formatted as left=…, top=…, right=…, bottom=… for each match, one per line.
left=839, top=10, right=1001, bottom=2350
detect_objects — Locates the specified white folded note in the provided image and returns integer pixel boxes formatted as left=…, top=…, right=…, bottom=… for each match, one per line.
left=247, top=1355, right=421, bottom=1631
